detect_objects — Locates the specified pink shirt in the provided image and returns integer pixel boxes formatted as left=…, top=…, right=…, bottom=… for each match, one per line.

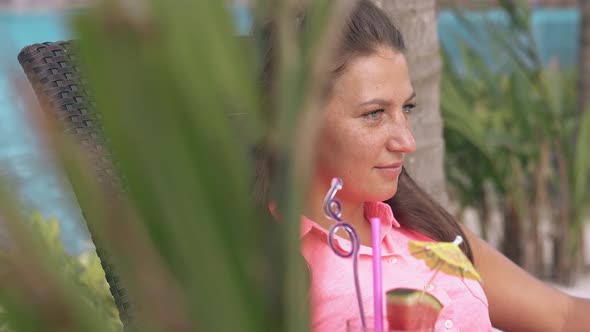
left=300, top=201, right=492, bottom=332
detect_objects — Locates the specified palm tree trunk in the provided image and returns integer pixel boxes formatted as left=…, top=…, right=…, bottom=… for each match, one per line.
left=554, top=139, right=572, bottom=284
left=378, top=0, right=449, bottom=206
left=503, top=199, right=523, bottom=265
left=528, top=141, right=550, bottom=278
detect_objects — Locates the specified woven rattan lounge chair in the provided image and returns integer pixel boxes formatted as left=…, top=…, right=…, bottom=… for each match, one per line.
left=17, top=41, right=134, bottom=328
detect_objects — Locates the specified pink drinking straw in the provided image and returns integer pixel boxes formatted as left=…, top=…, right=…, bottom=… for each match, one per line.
left=370, top=217, right=383, bottom=332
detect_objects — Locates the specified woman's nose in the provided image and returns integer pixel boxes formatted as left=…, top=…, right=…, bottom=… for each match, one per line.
left=386, top=116, right=416, bottom=153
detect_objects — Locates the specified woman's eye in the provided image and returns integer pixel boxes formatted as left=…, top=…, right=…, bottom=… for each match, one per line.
left=363, top=109, right=385, bottom=120
left=403, top=103, right=416, bottom=114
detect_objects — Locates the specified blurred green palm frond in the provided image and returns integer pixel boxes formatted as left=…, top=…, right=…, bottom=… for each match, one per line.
left=442, top=0, right=589, bottom=281
left=27, top=213, right=122, bottom=332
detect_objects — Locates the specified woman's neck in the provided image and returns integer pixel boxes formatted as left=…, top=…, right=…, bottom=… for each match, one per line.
left=304, top=181, right=374, bottom=246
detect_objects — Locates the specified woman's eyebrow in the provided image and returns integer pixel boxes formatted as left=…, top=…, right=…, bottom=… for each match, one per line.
left=405, top=91, right=417, bottom=103
left=358, top=98, right=392, bottom=107
left=358, top=92, right=416, bottom=107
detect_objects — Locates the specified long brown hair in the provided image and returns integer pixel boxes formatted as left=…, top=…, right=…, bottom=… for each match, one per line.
left=254, top=0, right=473, bottom=262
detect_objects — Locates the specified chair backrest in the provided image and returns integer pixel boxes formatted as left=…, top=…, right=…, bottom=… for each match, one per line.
left=17, top=41, right=134, bottom=327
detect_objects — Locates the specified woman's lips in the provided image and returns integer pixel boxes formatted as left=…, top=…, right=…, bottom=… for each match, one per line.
left=374, top=163, right=403, bottom=177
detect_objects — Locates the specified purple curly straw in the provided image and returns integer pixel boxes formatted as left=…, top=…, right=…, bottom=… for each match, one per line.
left=323, top=178, right=366, bottom=330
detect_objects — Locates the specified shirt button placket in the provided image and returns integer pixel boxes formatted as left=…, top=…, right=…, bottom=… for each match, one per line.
left=385, top=256, right=398, bottom=264
left=444, top=319, right=454, bottom=329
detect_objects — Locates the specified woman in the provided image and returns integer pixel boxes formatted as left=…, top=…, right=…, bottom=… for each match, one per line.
left=255, top=1, right=590, bottom=331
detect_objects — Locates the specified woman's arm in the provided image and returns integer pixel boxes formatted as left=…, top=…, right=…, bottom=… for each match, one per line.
left=461, top=226, right=590, bottom=332
left=561, top=291, right=590, bottom=331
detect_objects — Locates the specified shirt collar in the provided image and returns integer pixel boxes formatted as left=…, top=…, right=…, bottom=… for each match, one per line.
left=300, top=201, right=401, bottom=241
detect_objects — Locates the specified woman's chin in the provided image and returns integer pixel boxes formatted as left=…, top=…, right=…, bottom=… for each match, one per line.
left=367, top=184, right=398, bottom=202
left=382, top=179, right=399, bottom=196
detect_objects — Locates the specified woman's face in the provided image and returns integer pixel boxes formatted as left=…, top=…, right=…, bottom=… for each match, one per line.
left=315, top=46, right=416, bottom=202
